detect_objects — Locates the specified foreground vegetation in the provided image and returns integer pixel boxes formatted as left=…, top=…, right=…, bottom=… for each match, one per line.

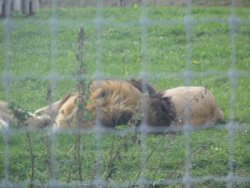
left=0, top=6, right=250, bottom=187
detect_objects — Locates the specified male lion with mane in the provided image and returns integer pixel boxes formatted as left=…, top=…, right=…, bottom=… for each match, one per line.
left=34, top=79, right=224, bottom=131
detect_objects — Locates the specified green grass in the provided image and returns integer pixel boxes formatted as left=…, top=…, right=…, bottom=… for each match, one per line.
left=0, top=6, right=250, bottom=187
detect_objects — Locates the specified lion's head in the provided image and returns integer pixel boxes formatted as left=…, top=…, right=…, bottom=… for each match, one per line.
left=86, top=80, right=142, bottom=127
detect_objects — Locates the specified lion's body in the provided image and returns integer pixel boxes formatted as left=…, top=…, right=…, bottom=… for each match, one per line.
left=162, top=86, right=224, bottom=126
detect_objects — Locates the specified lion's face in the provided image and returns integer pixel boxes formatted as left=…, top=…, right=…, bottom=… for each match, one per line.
left=86, top=80, right=142, bottom=127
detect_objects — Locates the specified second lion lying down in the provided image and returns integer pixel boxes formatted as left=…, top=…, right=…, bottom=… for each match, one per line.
left=35, top=79, right=224, bottom=130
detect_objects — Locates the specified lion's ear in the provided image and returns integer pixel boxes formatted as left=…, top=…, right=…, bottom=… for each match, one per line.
left=130, top=79, right=156, bottom=95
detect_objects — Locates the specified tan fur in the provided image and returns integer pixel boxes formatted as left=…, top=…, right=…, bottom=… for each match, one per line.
left=34, top=93, right=84, bottom=128
left=54, top=93, right=79, bottom=128
left=0, top=100, right=51, bottom=128
left=86, top=80, right=142, bottom=127
left=163, top=87, right=224, bottom=126
left=87, top=80, right=141, bottom=111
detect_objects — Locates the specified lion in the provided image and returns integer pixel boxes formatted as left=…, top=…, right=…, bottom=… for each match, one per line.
left=34, top=80, right=224, bottom=130
left=0, top=100, right=51, bottom=129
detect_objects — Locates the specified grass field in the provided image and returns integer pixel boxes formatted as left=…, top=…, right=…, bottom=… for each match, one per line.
left=0, top=5, right=250, bottom=187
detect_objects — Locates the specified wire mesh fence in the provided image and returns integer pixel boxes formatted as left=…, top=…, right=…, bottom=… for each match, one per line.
left=1, top=0, right=250, bottom=187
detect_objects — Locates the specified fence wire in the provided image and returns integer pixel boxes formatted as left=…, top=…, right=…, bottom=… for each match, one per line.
left=1, top=0, right=250, bottom=187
